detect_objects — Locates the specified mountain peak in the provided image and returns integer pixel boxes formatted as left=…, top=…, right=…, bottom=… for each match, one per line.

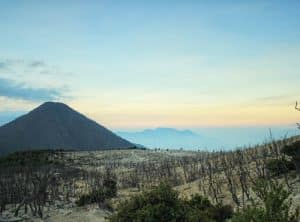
left=41, top=101, right=66, bottom=107
left=30, top=102, right=77, bottom=117
left=36, top=101, right=70, bottom=110
left=0, top=102, right=134, bottom=155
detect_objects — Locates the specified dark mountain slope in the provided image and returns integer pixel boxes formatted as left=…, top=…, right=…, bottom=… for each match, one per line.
left=0, top=102, right=134, bottom=155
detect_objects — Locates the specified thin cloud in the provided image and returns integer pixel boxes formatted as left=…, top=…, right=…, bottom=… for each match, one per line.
left=28, top=60, right=45, bottom=67
left=0, top=59, right=15, bottom=70
left=0, top=59, right=25, bottom=72
left=258, top=95, right=291, bottom=102
left=0, top=61, right=7, bottom=69
left=252, top=94, right=298, bottom=107
left=0, top=59, right=45, bottom=70
left=0, top=77, right=61, bottom=102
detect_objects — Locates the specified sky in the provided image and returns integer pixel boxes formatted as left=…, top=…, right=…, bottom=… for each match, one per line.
left=0, top=0, right=300, bottom=132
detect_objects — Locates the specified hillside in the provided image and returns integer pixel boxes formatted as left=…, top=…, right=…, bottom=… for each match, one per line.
left=0, top=102, right=134, bottom=155
left=0, top=135, right=300, bottom=221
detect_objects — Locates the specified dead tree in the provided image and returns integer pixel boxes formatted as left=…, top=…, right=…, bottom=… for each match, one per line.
left=207, top=161, right=223, bottom=204
left=14, top=167, right=59, bottom=218
left=296, top=101, right=300, bottom=129
left=221, top=153, right=240, bottom=207
left=235, top=150, right=250, bottom=206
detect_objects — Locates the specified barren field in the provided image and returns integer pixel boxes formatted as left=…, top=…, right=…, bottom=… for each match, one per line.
left=1, top=136, right=300, bottom=221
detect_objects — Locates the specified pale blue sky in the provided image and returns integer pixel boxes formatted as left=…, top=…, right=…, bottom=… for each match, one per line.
left=0, top=0, right=300, bottom=129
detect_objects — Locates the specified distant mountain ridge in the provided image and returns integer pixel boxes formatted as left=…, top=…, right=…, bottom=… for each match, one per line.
left=118, top=127, right=223, bottom=149
left=0, top=102, right=134, bottom=155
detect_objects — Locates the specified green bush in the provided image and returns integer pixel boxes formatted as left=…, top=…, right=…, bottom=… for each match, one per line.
left=282, top=141, right=300, bottom=171
left=266, top=158, right=296, bottom=176
left=282, top=141, right=300, bottom=157
left=103, top=173, right=117, bottom=199
left=109, top=182, right=232, bottom=222
left=76, top=170, right=117, bottom=207
left=0, top=150, right=62, bottom=167
left=185, top=195, right=233, bottom=222
left=76, top=189, right=106, bottom=206
left=232, top=179, right=299, bottom=222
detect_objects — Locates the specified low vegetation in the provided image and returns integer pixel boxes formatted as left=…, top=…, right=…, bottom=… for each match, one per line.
left=232, top=179, right=299, bottom=222
left=0, top=149, right=63, bottom=167
left=282, top=140, right=300, bottom=172
left=266, top=158, right=295, bottom=176
left=76, top=169, right=117, bottom=208
left=109, top=182, right=233, bottom=222
left=0, top=136, right=300, bottom=220
left=109, top=179, right=299, bottom=222
left=0, top=150, right=80, bottom=218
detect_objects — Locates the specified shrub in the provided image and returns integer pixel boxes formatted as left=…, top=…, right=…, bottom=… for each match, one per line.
left=185, top=195, right=233, bottom=222
left=282, top=141, right=300, bottom=171
left=266, top=158, right=296, bottom=176
left=109, top=182, right=232, bottom=222
left=212, top=204, right=234, bottom=222
left=76, top=189, right=106, bottom=206
left=102, top=171, right=117, bottom=199
left=231, top=179, right=299, bottom=222
left=0, top=150, right=60, bottom=167
left=76, top=170, right=117, bottom=207
left=282, top=141, right=300, bottom=157
left=231, top=206, right=265, bottom=222
left=109, top=183, right=185, bottom=222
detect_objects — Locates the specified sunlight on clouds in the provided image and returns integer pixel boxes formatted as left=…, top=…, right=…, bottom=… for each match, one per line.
left=0, top=97, right=37, bottom=112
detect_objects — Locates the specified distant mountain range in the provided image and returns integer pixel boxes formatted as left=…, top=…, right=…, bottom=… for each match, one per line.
left=0, top=102, right=134, bottom=155
left=117, top=127, right=224, bottom=149
left=118, top=127, right=300, bottom=150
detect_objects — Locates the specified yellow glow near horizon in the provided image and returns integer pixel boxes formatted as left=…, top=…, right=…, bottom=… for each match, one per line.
left=0, top=96, right=298, bottom=129
left=69, top=99, right=299, bottom=129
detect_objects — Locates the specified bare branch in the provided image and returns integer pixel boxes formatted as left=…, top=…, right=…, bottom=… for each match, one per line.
left=295, top=101, right=300, bottom=111
left=296, top=101, right=300, bottom=129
